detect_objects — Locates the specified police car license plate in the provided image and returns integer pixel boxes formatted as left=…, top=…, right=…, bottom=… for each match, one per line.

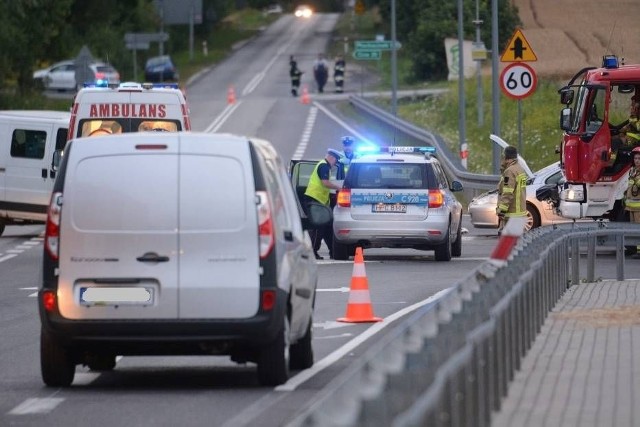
left=372, top=203, right=407, bottom=213
left=80, top=287, right=154, bottom=306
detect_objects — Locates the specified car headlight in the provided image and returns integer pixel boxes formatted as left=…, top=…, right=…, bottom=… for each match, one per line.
left=560, top=184, right=585, bottom=202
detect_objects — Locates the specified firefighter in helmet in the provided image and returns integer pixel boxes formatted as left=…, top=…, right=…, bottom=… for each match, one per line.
left=497, top=145, right=528, bottom=233
left=625, top=146, right=640, bottom=223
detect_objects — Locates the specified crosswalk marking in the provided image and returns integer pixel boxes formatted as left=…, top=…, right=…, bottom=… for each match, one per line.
left=8, top=397, right=64, bottom=415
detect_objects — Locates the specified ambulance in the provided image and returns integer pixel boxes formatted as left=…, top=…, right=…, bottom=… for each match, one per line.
left=68, top=82, right=191, bottom=140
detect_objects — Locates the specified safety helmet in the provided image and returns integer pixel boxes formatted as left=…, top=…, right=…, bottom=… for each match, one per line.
left=632, top=146, right=640, bottom=153
left=341, top=136, right=354, bottom=146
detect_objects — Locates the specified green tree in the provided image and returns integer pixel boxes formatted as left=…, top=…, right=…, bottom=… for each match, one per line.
left=377, top=0, right=520, bottom=81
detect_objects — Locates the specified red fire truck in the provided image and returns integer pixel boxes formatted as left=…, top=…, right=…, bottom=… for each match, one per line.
left=538, top=55, right=640, bottom=221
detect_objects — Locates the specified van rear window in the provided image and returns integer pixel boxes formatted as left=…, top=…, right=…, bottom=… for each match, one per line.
left=72, top=154, right=177, bottom=231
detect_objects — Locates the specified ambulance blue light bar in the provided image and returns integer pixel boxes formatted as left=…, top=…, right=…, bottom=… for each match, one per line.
left=356, top=145, right=436, bottom=155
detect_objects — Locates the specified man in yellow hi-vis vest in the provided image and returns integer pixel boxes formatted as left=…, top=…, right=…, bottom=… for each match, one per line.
left=497, top=145, right=527, bottom=234
left=304, top=149, right=342, bottom=259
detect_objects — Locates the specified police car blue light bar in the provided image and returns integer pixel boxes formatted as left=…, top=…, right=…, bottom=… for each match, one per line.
left=356, top=145, right=436, bottom=154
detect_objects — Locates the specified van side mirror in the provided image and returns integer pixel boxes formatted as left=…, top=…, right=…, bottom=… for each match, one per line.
left=52, top=150, right=63, bottom=171
left=560, top=108, right=572, bottom=131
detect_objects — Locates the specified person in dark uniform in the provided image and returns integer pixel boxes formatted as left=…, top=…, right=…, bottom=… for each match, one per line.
left=304, top=149, right=342, bottom=259
left=333, top=54, right=346, bottom=93
left=289, top=55, right=303, bottom=97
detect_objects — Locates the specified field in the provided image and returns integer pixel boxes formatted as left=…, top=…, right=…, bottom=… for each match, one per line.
left=512, top=0, right=640, bottom=78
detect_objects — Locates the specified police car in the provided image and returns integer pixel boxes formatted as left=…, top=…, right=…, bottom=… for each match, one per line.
left=68, top=82, right=191, bottom=141
left=332, top=146, right=464, bottom=261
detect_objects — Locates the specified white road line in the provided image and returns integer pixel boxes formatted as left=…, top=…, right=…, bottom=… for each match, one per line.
left=291, top=107, right=318, bottom=160
left=204, top=101, right=243, bottom=133
left=275, top=286, right=453, bottom=392
left=15, top=245, right=31, bottom=250
left=23, top=241, right=41, bottom=246
left=8, top=397, right=64, bottom=415
left=0, top=254, right=17, bottom=263
left=7, top=249, right=23, bottom=253
left=28, top=292, right=38, bottom=297
left=316, top=287, right=350, bottom=293
left=313, top=101, right=373, bottom=145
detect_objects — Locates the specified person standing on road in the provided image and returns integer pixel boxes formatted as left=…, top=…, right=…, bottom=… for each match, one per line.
left=336, top=135, right=357, bottom=180
left=304, top=149, right=342, bottom=259
left=497, top=145, right=527, bottom=233
left=333, top=54, right=346, bottom=93
left=625, top=147, right=640, bottom=223
left=289, top=55, right=303, bottom=97
left=312, top=54, right=329, bottom=94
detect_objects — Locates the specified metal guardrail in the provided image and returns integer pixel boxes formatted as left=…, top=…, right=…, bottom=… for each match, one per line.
left=289, top=221, right=640, bottom=427
left=349, top=95, right=500, bottom=193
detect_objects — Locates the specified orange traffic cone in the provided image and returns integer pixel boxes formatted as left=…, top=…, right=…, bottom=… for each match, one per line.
left=300, top=85, right=310, bottom=104
left=227, top=85, right=236, bottom=104
left=338, top=247, right=382, bottom=323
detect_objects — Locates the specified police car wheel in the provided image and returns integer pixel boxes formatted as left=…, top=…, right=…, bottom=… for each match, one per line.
left=434, top=225, right=452, bottom=262
left=332, top=240, right=350, bottom=261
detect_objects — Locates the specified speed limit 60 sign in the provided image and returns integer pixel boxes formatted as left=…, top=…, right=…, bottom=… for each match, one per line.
left=500, top=62, right=537, bottom=100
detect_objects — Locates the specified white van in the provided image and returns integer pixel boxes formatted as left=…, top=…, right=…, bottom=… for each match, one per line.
left=68, top=82, right=191, bottom=140
left=0, top=110, right=69, bottom=235
left=39, top=132, right=331, bottom=387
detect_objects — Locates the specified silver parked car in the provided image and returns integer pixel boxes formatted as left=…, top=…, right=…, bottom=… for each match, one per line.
left=33, top=60, right=120, bottom=91
left=468, top=161, right=572, bottom=230
left=332, top=146, right=464, bottom=261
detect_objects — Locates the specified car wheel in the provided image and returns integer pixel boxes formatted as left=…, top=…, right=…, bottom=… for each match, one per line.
left=332, top=240, right=349, bottom=261
left=87, top=353, right=116, bottom=371
left=257, top=315, right=290, bottom=386
left=452, top=217, right=462, bottom=257
left=526, top=203, right=541, bottom=230
left=0, top=221, right=5, bottom=237
left=290, top=316, right=313, bottom=370
left=434, top=224, right=452, bottom=262
left=41, top=328, right=75, bottom=387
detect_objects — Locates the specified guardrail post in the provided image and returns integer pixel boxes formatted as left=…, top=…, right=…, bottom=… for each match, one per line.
left=616, top=234, right=625, bottom=280
left=587, top=234, right=596, bottom=282
left=571, top=238, right=580, bottom=287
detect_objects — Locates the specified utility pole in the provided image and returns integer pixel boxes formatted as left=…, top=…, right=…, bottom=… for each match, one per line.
left=457, top=0, right=466, bottom=168
left=491, top=0, right=501, bottom=174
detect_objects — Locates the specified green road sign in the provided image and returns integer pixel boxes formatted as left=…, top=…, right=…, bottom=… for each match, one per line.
left=355, top=40, right=402, bottom=51
left=353, top=50, right=381, bottom=60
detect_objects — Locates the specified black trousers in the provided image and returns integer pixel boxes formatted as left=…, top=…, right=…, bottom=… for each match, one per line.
left=303, top=195, right=334, bottom=257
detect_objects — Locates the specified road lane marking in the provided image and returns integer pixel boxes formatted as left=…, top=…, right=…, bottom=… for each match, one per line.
left=0, top=254, right=17, bottom=263
left=316, top=287, right=350, bottom=293
left=291, top=106, right=317, bottom=160
left=8, top=397, right=64, bottom=415
left=275, top=286, right=454, bottom=392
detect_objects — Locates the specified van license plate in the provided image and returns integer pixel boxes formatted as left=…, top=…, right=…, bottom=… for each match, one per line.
left=372, top=203, right=407, bottom=213
left=80, top=287, right=154, bottom=306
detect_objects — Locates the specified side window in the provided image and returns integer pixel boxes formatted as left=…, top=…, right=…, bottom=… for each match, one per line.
left=55, top=128, right=68, bottom=151
left=433, top=163, right=449, bottom=189
left=586, top=89, right=606, bottom=133
left=263, top=157, right=290, bottom=233
left=11, top=129, right=47, bottom=159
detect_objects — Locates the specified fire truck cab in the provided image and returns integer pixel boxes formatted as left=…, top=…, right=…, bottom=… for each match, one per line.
left=68, top=82, right=191, bottom=141
left=540, top=55, right=640, bottom=220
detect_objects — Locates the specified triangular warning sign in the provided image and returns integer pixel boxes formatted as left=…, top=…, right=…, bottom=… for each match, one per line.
left=501, top=29, right=537, bottom=62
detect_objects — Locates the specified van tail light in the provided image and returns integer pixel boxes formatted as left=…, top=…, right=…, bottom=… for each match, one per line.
left=45, top=192, right=63, bottom=260
left=42, top=290, right=57, bottom=313
left=261, top=290, right=276, bottom=311
left=428, top=189, right=444, bottom=208
left=337, top=189, right=351, bottom=207
left=256, top=191, right=274, bottom=258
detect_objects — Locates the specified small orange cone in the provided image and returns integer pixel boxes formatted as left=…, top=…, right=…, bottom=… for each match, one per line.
left=227, top=85, right=236, bottom=104
left=300, top=85, right=310, bottom=104
left=338, top=247, right=382, bottom=323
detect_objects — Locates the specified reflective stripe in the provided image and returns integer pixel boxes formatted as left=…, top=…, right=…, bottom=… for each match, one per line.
left=304, top=160, right=330, bottom=205
left=347, top=289, right=373, bottom=304
left=626, top=200, right=640, bottom=208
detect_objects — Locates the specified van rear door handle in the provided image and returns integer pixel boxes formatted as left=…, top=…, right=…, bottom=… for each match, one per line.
left=136, top=252, right=170, bottom=263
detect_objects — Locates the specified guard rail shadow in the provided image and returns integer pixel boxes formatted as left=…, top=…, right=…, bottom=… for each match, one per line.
left=349, top=95, right=500, bottom=198
left=289, top=221, right=640, bottom=427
